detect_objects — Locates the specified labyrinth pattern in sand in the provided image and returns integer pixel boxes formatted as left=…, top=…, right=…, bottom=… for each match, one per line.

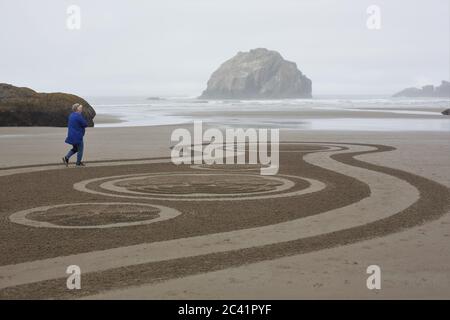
left=0, top=142, right=449, bottom=299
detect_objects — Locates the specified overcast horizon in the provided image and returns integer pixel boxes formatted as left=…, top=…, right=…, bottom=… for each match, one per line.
left=0, top=0, right=449, bottom=97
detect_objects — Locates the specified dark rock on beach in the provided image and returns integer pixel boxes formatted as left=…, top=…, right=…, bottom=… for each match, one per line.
left=442, top=108, right=450, bottom=115
left=0, top=83, right=96, bottom=127
left=200, top=48, right=312, bottom=99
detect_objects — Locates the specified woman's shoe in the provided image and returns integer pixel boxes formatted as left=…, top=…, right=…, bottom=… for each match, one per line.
left=76, top=162, right=85, bottom=167
left=62, top=157, right=69, bottom=167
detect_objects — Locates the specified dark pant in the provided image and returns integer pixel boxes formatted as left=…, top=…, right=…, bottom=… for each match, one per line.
left=65, top=140, right=84, bottom=164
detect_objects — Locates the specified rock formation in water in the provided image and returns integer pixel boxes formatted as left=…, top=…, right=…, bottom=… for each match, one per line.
left=442, top=108, right=450, bottom=115
left=200, top=48, right=312, bottom=99
left=0, top=83, right=96, bottom=127
left=393, top=81, right=450, bottom=98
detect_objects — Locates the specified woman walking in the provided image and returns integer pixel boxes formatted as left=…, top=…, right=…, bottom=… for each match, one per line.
left=62, top=103, right=88, bottom=167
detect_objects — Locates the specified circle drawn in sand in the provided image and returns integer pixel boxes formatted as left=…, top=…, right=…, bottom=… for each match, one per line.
left=74, top=172, right=325, bottom=201
left=101, top=173, right=293, bottom=197
left=9, top=202, right=181, bottom=229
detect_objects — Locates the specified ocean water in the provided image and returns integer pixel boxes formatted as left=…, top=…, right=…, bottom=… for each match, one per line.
left=88, top=96, right=450, bottom=132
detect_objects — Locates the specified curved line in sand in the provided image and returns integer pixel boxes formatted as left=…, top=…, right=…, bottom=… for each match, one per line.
left=8, top=202, right=182, bottom=229
left=99, top=173, right=295, bottom=197
left=0, top=142, right=421, bottom=290
left=74, top=172, right=323, bottom=201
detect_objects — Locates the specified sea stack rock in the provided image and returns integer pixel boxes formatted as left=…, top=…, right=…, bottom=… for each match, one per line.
left=200, top=48, right=312, bottom=99
left=393, top=81, right=450, bottom=98
left=435, top=81, right=450, bottom=97
left=0, top=83, right=96, bottom=127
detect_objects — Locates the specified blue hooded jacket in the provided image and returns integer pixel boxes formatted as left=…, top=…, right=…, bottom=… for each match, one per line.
left=65, top=112, right=88, bottom=145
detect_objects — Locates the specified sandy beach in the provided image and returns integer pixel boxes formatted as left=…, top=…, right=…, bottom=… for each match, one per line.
left=0, top=112, right=449, bottom=299
left=2, top=0, right=450, bottom=306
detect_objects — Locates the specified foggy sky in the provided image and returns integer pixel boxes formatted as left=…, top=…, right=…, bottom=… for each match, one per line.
left=0, top=0, right=448, bottom=97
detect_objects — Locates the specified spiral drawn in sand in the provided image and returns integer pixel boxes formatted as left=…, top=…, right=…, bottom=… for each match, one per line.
left=9, top=202, right=181, bottom=229
left=73, top=172, right=324, bottom=201
left=0, top=142, right=448, bottom=298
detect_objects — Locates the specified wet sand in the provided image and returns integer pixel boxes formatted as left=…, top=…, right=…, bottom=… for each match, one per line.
left=174, top=108, right=446, bottom=119
left=0, top=122, right=449, bottom=299
left=94, top=114, right=123, bottom=124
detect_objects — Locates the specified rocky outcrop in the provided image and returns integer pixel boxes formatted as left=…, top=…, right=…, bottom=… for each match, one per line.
left=0, top=83, right=96, bottom=127
left=435, top=81, right=450, bottom=97
left=393, top=81, right=450, bottom=98
left=200, top=48, right=312, bottom=99
left=442, top=108, right=450, bottom=115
